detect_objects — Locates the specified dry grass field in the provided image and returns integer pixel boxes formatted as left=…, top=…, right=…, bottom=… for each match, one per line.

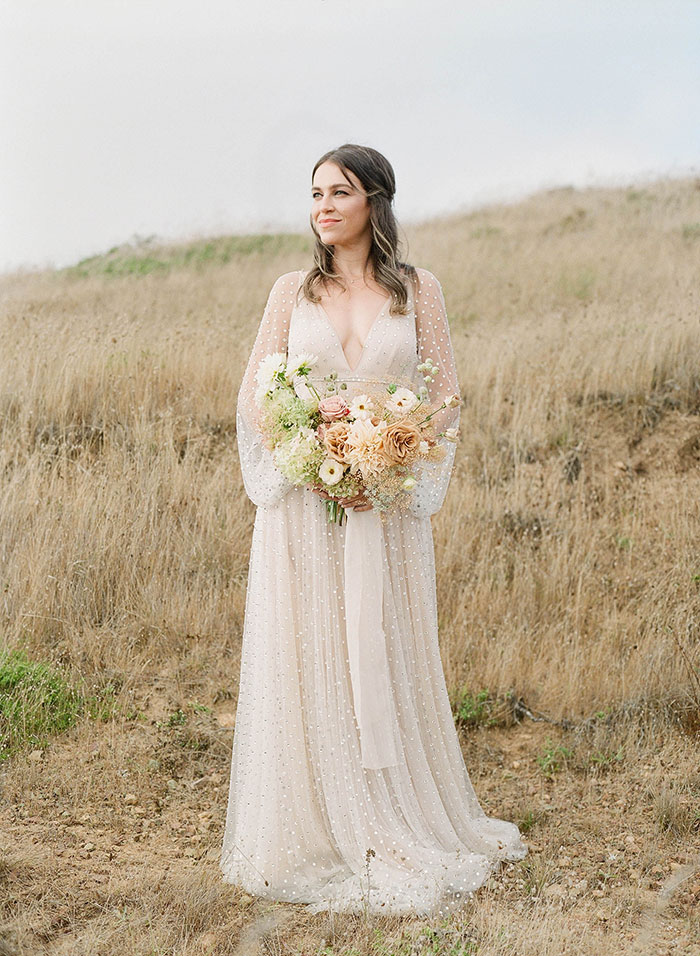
left=1, top=175, right=699, bottom=955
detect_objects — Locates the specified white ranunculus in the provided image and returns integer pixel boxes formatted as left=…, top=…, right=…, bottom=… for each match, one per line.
left=444, top=427, right=459, bottom=442
left=419, top=440, right=430, bottom=454
left=386, top=387, right=419, bottom=416
left=318, top=458, right=345, bottom=485
left=402, top=476, right=417, bottom=490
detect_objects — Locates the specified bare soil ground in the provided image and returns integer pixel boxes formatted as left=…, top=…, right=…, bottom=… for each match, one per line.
left=2, top=699, right=698, bottom=954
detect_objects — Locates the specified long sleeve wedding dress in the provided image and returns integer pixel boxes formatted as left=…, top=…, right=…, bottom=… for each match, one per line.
left=219, top=267, right=527, bottom=916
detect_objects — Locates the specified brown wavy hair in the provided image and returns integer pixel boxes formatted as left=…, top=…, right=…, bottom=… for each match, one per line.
left=299, top=143, right=417, bottom=315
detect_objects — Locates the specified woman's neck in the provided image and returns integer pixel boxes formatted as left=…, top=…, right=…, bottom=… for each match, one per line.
left=331, top=238, right=372, bottom=280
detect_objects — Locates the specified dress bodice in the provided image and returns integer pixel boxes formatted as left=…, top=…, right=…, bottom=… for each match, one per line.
left=235, top=265, right=461, bottom=517
left=287, top=269, right=421, bottom=393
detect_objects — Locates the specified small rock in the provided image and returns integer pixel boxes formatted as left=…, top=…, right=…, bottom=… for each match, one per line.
left=123, top=793, right=138, bottom=806
left=28, top=750, right=43, bottom=762
left=216, top=712, right=236, bottom=729
left=167, top=779, right=178, bottom=791
left=84, top=842, right=96, bottom=852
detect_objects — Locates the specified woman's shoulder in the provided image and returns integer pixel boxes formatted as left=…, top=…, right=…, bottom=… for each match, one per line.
left=269, top=269, right=305, bottom=292
left=407, top=265, right=443, bottom=298
left=411, top=265, right=440, bottom=282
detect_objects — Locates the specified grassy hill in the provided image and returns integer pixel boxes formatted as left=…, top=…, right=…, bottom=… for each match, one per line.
left=1, top=176, right=699, bottom=955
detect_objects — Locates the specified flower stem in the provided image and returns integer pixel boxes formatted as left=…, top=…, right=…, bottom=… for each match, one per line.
left=415, top=400, right=447, bottom=427
left=325, top=499, right=347, bottom=525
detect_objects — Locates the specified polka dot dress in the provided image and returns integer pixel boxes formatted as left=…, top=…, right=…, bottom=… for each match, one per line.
left=220, top=267, right=528, bottom=916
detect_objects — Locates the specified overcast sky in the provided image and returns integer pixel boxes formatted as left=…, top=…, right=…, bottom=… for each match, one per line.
left=2, top=0, right=699, bottom=273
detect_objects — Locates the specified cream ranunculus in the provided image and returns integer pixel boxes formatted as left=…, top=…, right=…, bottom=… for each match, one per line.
left=386, top=386, right=419, bottom=416
left=318, top=458, right=345, bottom=485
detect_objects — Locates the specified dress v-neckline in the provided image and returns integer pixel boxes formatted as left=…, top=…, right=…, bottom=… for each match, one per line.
left=313, top=292, right=391, bottom=375
left=315, top=296, right=391, bottom=375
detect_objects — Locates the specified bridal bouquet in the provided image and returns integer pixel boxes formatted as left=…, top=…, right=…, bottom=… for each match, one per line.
left=254, top=352, right=460, bottom=523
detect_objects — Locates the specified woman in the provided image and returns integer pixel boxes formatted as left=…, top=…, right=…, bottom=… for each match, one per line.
left=220, top=144, right=527, bottom=916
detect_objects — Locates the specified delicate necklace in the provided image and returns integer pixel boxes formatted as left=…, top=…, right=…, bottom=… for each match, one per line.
left=338, top=272, right=371, bottom=285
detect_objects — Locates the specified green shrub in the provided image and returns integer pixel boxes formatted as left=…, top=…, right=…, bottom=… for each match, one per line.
left=0, top=647, right=83, bottom=759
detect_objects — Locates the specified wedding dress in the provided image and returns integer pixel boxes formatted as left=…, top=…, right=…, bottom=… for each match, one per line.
left=219, top=267, right=527, bottom=916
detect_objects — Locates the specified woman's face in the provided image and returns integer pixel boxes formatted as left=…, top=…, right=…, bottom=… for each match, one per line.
left=311, top=161, right=371, bottom=247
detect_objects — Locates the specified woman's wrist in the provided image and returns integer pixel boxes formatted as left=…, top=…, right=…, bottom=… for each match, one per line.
left=305, top=484, right=373, bottom=511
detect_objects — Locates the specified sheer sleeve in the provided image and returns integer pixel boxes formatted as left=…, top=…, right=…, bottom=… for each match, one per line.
left=407, top=267, right=461, bottom=519
left=236, top=271, right=300, bottom=509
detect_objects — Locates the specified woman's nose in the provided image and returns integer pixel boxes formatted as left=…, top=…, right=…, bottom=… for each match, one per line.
left=319, top=194, right=335, bottom=212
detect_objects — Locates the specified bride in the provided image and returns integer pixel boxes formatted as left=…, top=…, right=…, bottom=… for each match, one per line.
left=219, top=143, right=527, bottom=916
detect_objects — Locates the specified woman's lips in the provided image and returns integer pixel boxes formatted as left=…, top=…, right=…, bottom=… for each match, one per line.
left=319, top=219, right=340, bottom=225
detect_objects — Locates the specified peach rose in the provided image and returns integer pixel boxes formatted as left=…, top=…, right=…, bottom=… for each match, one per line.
left=323, top=421, right=351, bottom=463
left=381, top=420, right=421, bottom=465
left=318, top=395, right=350, bottom=421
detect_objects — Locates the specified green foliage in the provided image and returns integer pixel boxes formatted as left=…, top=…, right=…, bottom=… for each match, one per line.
left=537, top=738, right=573, bottom=778
left=62, top=233, right=312, bottom=279
left=0, top=647, right=83, bottom=759
left=453, top=688, right=495, bottom=728
left=559, top=265, right=596, bottom=301
left=167, top=708, right=188, bottom=727
left=681, top=223, right=700, bottom=240
left=517, top=809, right=540, bottom=833
left=470, top=224, right=502, bottom=239
left=587, top=747, right=624, bottom=769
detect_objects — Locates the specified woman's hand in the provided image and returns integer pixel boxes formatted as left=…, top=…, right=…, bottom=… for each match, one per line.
left=338, top=491, right=372, bottom=512
left=306, top=485, right=373, bottom=512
